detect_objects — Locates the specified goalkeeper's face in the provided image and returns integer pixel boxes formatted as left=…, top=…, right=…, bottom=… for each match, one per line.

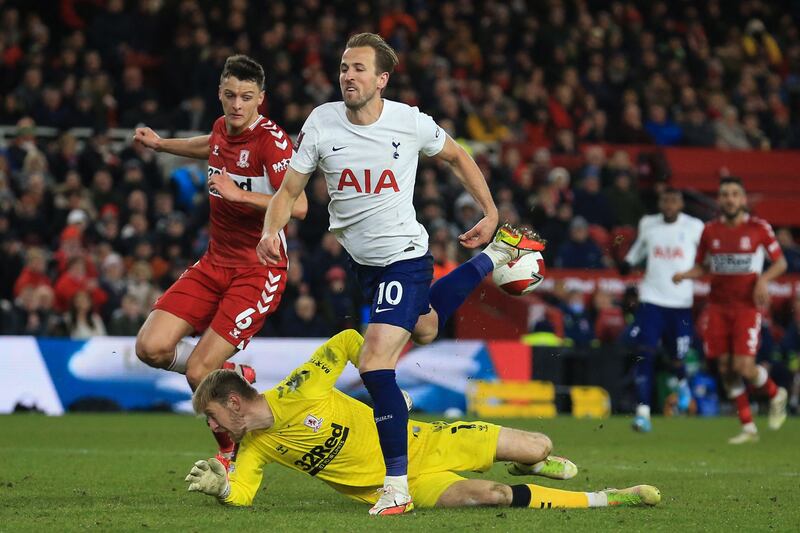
left=205, top=399, right=247, bottom=443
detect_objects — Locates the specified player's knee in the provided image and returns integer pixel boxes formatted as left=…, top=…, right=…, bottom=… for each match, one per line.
left=483, top=483, right=512, bottom=506
left=135, top=334, right=172, bottom=369
left=532, top=433, right=553, bottom=459
left=411, top=327, right=437, bottom=345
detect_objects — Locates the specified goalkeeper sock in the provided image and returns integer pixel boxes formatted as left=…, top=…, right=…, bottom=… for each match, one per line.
left=429, top=253, right=494, bottom=332
left=510, top=484, right=593, bottom=508
left=167, top=339, right=194, bottom=374
left=361, top=369, right=409, bottom=477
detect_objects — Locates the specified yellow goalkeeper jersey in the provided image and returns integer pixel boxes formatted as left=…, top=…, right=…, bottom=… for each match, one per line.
left=224, top=330, right=406, bottom=505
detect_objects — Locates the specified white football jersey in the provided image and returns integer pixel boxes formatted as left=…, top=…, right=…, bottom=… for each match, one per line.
left=625, top=213, right=705, bottom=308
left=290, top=100, right=446, bottom=266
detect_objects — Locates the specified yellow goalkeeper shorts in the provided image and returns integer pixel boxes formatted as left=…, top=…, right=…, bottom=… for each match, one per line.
left=327, top=420, right=501, bottom=508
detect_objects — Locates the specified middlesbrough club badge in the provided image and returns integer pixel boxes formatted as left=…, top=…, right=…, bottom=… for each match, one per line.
left=236, top=149, right=250, bottom=168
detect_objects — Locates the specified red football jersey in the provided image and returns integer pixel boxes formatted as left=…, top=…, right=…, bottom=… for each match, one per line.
left=695, top=215, right=783, bottom=306
left=206, top=115, right=292, bottom=267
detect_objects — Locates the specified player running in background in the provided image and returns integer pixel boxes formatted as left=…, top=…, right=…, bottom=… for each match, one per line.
left=184, top=330, right=661, bottom=511
left=257, top=33, right=543, bottom=515
left=132, top=55, right=308, bottom=463
left=674, top=177, right=788, bottom=444
left=622, top=188, right=704, bottom=432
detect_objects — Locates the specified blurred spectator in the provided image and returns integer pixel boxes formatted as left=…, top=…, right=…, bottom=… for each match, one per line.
left=681, top=107, right=716, bottom=147
left=13, top=247, right=51, bottom=298
left=604, top=172, right=645, bottom=228
left=776, top=228, right=800, bottom=273
left=715, top=106, right=750, bottom=150
left=573, top=174, right=613, bottom=229
left=555, top=216, right=607, bottom=270
left=53, top=257, right=106, bottom=313
left=3, top=285, right=56, bottom=336
left=64, top=290, right=106, bottom=339
left=281, top=294, right=330, bottom=338
left=613, top=103, right=653, bottom=144
left=593, top=291, right=625, bottom=345
left=560, top=290, right=594, bottom=348
left=107, top=293, right=145, bottom=336
left=644, top=104, right=683, bottom=146
left=319, top=266, right=357, bottom=332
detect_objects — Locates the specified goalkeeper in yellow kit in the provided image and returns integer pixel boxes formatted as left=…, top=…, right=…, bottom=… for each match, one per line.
left=185, top=330, right=661, bottom=511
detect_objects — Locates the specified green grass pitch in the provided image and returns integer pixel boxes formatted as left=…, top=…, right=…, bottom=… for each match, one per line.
left=0, top=414, right=797, bottom=532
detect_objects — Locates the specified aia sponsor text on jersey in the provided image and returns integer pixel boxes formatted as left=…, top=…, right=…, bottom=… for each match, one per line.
left=337, top=168, right=400, bottom=193
left=652, top=246, right=685, bottom=260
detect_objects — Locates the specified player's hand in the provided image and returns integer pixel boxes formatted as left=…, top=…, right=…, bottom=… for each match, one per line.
left=185, top=458, right=230, bottom=499
left=208, top=167, right=243, bottom=203
left=257, top=232, right=282, bottom=265
left=753, top=278, right=770, bottom=307
left=672, top=272, right=685, bottom=284
left=459, top=213, right=499, bottom=249
left=132, top=127, right=161, bottom=151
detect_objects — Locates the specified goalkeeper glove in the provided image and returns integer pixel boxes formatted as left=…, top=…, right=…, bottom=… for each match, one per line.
left=185, top=458, right=230, bottom=499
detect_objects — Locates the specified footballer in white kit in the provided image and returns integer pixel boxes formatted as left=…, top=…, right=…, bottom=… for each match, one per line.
left=257, top=33, right=544, bottom=516
left=623, top=188, right=704, bottom=431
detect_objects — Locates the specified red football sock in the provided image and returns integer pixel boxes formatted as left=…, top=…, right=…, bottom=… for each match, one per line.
left=760, top=378, right=778, bottom=398
left=734, top=392, right=753, bottom=425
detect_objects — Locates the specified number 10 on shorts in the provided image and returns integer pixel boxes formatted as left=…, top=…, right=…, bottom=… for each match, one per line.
left=376, top=281, right=403, bottom=311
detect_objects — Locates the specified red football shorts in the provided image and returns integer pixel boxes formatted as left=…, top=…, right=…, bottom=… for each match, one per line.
left=153, top=255, right=287, bottom=349
left=702, top=303, right=762, bottom=358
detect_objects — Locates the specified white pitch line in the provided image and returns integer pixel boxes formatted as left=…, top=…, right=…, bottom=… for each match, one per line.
left=606, top=463, right=800, bottom=477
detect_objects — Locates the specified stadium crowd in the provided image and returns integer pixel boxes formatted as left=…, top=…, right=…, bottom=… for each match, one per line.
left=1, top=0, right=799, bottom=400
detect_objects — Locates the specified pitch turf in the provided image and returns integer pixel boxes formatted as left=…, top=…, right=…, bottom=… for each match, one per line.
left=0, top=414, right=797, bottom=532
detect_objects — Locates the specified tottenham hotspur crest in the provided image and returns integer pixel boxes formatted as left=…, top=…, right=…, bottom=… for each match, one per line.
left=236, top=149, right=250, bottom=168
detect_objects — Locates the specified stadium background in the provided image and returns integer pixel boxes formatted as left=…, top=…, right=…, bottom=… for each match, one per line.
left=1, top=0, right=800, bottom=416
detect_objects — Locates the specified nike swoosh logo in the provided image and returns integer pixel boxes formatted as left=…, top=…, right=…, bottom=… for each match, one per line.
left=375, top=307, right=394, bottom=314
left=332, top=146, right=346, bottom=152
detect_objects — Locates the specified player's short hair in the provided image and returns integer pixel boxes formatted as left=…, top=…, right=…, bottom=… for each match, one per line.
left=192, top=369, right=259, bottom=414
left=345, top=32, right=399, bottom=75
left=719, top=176, right=745, bottom=191
left=661, top=186, right=683, bottom=197
left=220, top=55, right=265, bottom=90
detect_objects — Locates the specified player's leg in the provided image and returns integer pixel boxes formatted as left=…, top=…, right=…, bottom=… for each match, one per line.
left=412, top=223, right=546, bottom=345
left=200, top=264, right=287, bottom=463
left=494, top=427, right=576, bottom=480
left=135, top=309, right=195, bottom=370
left=628, top=303, right=664, bottom=432
left=434, top=479, right=660, bottom=509
left=666, top=307, right=693, bottom=414
left=732, top=309, right=788, bottom=431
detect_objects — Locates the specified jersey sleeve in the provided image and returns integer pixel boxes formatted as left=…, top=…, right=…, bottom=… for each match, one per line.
left=624, top=218, right=648, bottom=265
left=288, top=110, right=321, bottom=174
left=261, top=122, right=294, bottom=191
left=415, top=108, right=446, bottom=156
left=272, top=330, right=364, bottom=401
left=223, top=436, right=271, bottom=506
left=757, top=219, right=784, bottom=262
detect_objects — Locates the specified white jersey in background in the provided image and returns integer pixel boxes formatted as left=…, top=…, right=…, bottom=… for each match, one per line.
left=290, top=99, right=446, bottom=266
left=625, top=213, right=705, bottom=308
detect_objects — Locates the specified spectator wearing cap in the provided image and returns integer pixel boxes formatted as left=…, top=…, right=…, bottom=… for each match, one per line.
left=99, top=252, right=127, bottom=321
left=555, top=216, right=606, bottom=270
left=560, top=290, right=595, bottom=348
left=547, top=166, right=573, bottom=205
left=453, top=191, right=483, bottom=236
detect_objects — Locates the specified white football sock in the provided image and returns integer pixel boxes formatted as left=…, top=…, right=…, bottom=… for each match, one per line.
left=636, top=404, right=651, bottom=419
left=167, top=339, right=194, bottom=374
left=586, top=491, right=608, bottom=507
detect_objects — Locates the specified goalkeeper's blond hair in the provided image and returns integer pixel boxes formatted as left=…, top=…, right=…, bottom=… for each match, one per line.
left=192, top=369, right=259, bottom=414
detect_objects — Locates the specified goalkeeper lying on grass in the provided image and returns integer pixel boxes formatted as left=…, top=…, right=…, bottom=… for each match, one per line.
left=186, top=330, right=661, bottom=513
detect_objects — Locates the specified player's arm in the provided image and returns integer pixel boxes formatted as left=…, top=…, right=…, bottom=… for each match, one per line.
left=207, top=169, right=309, bottom=216
left=621, top=219, right=648, bottom=275
left=185, top=440, right=269, bottom=506
left=133, top=127, right=210, bottom=159
left=432, top=135, right=499, bottom=249
left=273, top=330, right=364, bottom=401
left=754, top=224, right=788, bottom=306
left=672, top=264, right=706, bottom=283
left=257, top=165, right=312, bottom=264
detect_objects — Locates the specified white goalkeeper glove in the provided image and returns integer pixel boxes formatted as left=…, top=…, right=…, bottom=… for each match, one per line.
left=185, top=458, right=230, bottom=499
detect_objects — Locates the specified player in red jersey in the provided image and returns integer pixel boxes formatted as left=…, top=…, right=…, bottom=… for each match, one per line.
left=132, top=55, right=308, bottom=462
left=674, top=177, right=787, bottom=444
